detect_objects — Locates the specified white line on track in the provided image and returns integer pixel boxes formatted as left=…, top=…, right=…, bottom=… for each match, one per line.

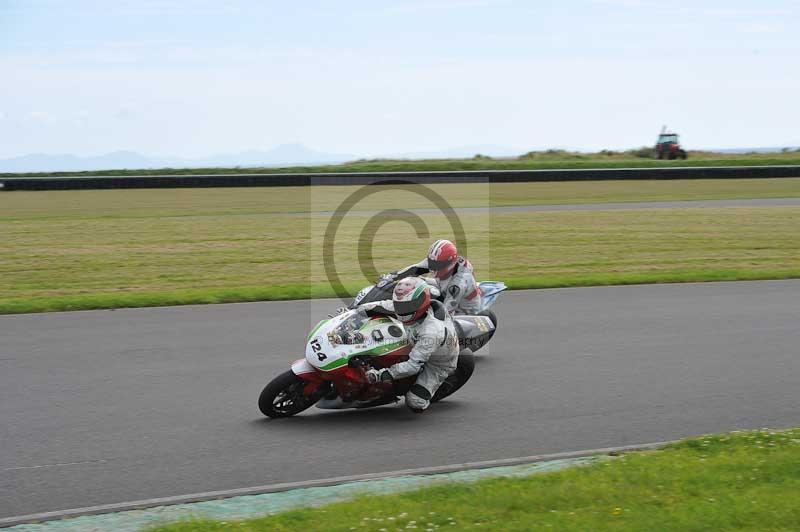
left=2, top=459, right=110, bottom=472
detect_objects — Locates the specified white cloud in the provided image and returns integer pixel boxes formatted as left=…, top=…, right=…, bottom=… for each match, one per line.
left=590, top=0, right=657, bottom=8
left=689, top=6, right=792, bottom=17
left=2, top=1, right=798, bottom=157
left=114, top=108, right=136, bottom=120
left=4, top=0, right=243, bottom=17
left=28, top=111, right=54, bottom=123
left=1, top=43, right=349, bottom=70
left=741, top=22, right=784, bottom=34
left=384, top=0, right=507, bottom=14
left=591, top=1, right=792, bottom=18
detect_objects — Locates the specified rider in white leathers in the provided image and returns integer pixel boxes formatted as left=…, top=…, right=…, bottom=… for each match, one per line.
left=384, top=239, right=482, bottom=315
left=362, top=277, right=459, bottom=413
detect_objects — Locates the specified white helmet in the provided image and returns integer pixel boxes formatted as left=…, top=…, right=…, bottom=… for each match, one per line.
left=392, top=277, right=431, bottom=323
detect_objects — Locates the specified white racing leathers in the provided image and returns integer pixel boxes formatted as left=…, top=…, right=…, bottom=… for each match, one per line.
left=394, top=257, right=482, bottom=315
left=360, top=300, right=459, bottom=411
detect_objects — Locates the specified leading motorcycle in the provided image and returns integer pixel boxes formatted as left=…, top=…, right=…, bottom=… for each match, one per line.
left=257, top=281, right=505, bottom=418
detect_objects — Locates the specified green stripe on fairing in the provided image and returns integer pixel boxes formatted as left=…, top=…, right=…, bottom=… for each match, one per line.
left=306, top=319, right=327, bottom=341
left=317, top=341, right=407, bottom=371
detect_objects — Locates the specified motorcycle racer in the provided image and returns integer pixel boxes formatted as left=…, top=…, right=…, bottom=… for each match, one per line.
left=360, top=277, right=459, bottom=413
left=381, top=239, right=482, bottom=315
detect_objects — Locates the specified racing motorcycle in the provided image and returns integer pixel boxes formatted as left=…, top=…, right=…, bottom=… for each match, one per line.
left=257, top=280, right=506, bottom=419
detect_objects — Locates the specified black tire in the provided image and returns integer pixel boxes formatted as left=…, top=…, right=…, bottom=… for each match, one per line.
left=258, top=370, right=319, bottom=418
left=431, top=350, right=475, bottom=403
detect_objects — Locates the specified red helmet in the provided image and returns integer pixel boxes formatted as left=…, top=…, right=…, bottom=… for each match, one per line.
left=427, top=239, right=458, bottom=279
left=392, top=277, right=431, bottom=323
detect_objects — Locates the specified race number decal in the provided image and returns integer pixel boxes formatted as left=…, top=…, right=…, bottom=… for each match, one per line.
left=310, top=338, right=328, bottom=361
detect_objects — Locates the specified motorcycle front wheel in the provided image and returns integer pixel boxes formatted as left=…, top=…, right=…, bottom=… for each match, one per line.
left=259, top=370, right=319, bottom=418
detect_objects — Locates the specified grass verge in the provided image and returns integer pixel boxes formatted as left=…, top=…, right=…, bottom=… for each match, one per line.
left=148, top=427, right=800, bottom=531
left=2, top=181, right=799, bottom=314
left=2, top=271, right=799, bottom=315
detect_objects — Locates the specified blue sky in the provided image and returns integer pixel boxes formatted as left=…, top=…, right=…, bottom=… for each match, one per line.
left=1, top=0, right=798, bottom=158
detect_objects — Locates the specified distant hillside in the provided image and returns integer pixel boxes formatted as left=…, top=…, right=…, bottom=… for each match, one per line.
left=4, top=149, right=800, bottom=178
left=0, top=144, right=354, bottom=173
left=0, top=151, right=154, bottom=173
left=710, top=146, right=800, bottom=154
left=4, top=143, right=800, bottom=174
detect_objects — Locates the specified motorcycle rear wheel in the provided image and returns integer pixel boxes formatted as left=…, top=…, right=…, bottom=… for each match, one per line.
left=431, top=350, right=475, bottom=403
left=259, top=370, right=318, bottom=418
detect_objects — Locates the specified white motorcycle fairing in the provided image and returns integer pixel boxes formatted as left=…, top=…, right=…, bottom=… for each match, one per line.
left=352, top=280, right=506, bottom=313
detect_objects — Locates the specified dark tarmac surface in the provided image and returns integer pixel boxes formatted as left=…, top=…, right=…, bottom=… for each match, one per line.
left=1, top=280, right=798, bottom=519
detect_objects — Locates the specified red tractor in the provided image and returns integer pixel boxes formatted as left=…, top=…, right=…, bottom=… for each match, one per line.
left=655, top=126, right=687, bottom=160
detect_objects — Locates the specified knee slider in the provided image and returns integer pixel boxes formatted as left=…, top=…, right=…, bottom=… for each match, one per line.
left=406, top=384, right=432, bottom=411
left=409, top=383, right=432, bottom=401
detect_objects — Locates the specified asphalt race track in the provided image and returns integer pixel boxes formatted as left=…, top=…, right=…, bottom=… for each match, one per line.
left=1, top=280, right=799, bottom=520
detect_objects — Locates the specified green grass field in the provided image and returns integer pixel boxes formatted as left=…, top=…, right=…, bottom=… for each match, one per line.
left=148, top=427, right=800, bottom=532
left=1, top=179, right=799, bottom=314
left=3, top=150, right=800, bottom=178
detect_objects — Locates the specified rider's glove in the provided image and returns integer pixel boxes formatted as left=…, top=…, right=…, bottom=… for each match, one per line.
left=365, top=368, right=392, bottom=384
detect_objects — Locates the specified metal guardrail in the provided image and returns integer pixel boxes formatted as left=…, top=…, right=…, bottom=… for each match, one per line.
left=1, top=165, right=799, bottom=191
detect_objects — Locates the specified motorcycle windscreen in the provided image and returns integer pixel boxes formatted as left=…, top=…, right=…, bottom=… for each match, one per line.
left=351, top=281, right=396, bottom=308
left=477, top=281, right=507, bottom=311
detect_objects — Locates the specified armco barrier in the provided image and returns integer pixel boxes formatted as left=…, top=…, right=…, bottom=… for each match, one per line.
left=1, top=165, right=799, bottom=191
